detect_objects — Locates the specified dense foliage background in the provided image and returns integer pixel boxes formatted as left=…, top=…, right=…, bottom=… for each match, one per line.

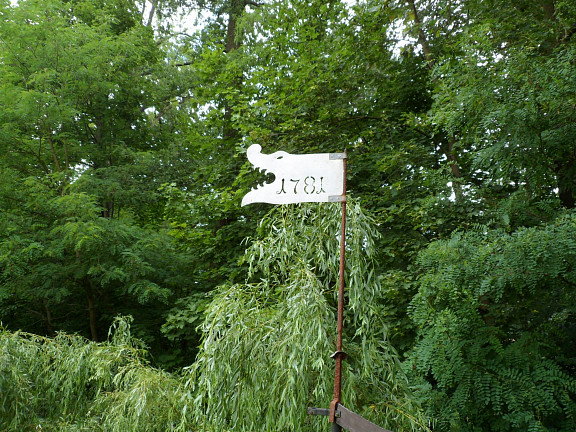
left=1, top=0, right=576, bottom=430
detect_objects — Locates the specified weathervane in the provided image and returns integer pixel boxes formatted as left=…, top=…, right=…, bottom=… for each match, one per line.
left=242, top=144, right=390, bottom=432
left=241, top=144, right=346, bottom=206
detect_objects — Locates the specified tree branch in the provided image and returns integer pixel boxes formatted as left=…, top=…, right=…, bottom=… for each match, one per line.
left=406, top=0, right=434, bottom=68
left=146, top=0, right=158, bottom=27
left=245, top=0, right=264, bottom=7
left=561, top=24, right=576, bottom=43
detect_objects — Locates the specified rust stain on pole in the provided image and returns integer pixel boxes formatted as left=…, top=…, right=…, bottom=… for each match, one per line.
left=330, top=149, right=347, bottom=426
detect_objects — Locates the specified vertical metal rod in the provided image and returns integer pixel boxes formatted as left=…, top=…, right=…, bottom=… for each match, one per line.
left=330, top=150, right=347, bottom=430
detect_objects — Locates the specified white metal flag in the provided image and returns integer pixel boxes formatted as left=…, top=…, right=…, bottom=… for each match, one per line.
left=241, top=144, right=346, bottom=206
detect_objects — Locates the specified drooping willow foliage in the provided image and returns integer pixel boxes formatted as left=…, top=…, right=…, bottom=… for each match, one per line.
left=1, top=202, right=427, bottom=432
left=188, top=201, right=428, bottom=432
left=0, top=317, right=190, bottom=432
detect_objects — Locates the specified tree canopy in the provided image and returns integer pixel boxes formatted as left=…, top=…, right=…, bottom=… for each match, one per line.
left=1, top=0, right=576, bottom=431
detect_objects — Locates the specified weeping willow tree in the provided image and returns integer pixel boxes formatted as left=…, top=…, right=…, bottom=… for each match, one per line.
left=187, top=201, right=428, bottom=432
left=0, top=317, right=191, bottom=432
left=1, top=202, right=426, bottom=431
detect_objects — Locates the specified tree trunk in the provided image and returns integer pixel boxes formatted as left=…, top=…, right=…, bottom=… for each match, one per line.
left=43, top=298, right=54, bottom=335
left=222, top=0, right=244, bottom=142
left=447, top=136, right=463, bottom=202
left=541, top=0, right=556, bottom=21
left=146, top=0, right=158, bottom=27
left=554, top=157, right=575, bottom=209
left=558, top=187, right=575, bottom=209
left=406, top=0, right=434, bottom=67
left=225, top=2, right=241, bottom=54
left=101, top=199, right=114, bottom=218
left=86, top=290, right=99, bottom=341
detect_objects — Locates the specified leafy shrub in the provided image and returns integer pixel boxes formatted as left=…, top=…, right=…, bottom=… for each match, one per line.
left=408, top=213, right=576, bottom=431
left=0, top=317, right=190, bottom=431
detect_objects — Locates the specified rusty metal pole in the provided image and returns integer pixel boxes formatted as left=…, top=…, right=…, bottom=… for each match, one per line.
left=330, top=150, right=347, bottom=431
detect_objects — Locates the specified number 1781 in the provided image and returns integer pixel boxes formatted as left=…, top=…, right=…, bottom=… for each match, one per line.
left=277, top=176, right=326, bottom=195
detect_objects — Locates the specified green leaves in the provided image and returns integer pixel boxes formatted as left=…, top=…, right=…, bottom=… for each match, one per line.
left=0, top=0, right=197, bottom=351
left=0, top=317, right=190, bottom=432
left=189, top=202, right=428, bottom=431
left=408, top=213, right=576, bottom=431
left=2, top=0, right=576, bottom=430
left=0, top=172, right=190, bottom=344
left=0, top=0, right=160, bottom=177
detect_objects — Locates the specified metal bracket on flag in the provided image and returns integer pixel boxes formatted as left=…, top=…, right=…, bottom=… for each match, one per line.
left=330, top=152, right=347, bottom=160
left=307, top=407, right=331, bottom=417
left=329, top=195, right=347, bottom=203
left=330, top=399, right=340, bottom=423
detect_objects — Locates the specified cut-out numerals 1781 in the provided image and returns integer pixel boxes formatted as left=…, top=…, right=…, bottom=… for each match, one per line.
left=277, top=176, right=326, bottom=195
